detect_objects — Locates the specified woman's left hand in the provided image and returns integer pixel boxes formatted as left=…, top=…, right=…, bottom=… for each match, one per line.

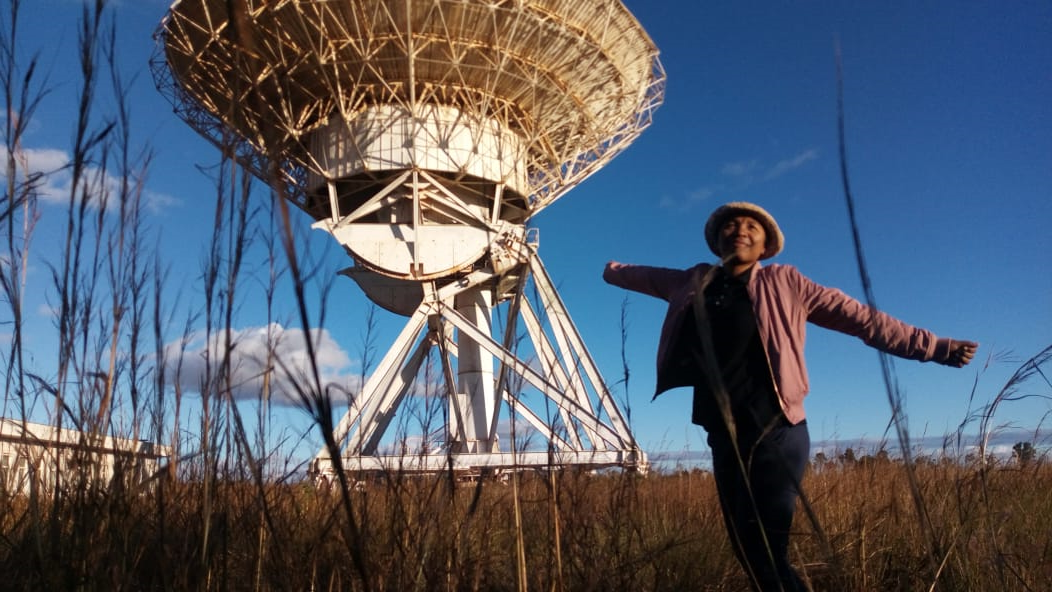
left=941, top=339, right=978, bottom=368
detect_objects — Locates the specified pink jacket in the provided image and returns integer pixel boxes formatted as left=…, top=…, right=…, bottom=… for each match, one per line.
left=603, top=261, right=952, bottom=424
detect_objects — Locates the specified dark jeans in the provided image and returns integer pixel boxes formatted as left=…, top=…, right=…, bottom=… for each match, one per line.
left=708, top=419, right=810, bottom=592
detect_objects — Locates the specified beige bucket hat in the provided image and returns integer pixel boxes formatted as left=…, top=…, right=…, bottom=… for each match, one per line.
left=704, top=201, right=784, bottom=260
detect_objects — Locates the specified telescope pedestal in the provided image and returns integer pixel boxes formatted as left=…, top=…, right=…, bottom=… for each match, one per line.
left=311, top=251, right=646, bottom=481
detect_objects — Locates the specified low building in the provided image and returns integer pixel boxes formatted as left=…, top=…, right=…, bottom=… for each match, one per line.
left=0, top=418, right=169, bottom=495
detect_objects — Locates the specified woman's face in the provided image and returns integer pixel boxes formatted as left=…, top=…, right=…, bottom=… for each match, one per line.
left=717, top=215, right=767, bottom=266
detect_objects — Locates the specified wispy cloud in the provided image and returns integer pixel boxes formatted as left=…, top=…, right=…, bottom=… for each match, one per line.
left=659, top=186, right=717, bottom=212
left=662, top=148, right=819, bottom=210
left=721, top=160, right=760, bottom=177
left=764, top=149, right=818, bottom=181
left=36, top=302, right=60, bottom=320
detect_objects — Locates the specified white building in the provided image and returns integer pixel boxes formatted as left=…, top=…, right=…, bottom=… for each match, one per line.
left=0, top=418, right=169, bottom=495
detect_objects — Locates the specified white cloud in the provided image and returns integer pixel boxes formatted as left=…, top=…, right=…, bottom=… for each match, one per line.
left=36, top=302, right=60, bottom=320
left=1, top=146, right=71, bottom=203
left=659, top=186, right=717, bottom=211
left=18, top=147, right=69, bottom=172
left=763, top=148, right=818, bottom=181
left=721, top=160, right=759, bottom=177
left=688, top=186, right=715, bottom=204
left=165, top=323, right=361, bottom=406
left=143, top=188, right=181, bottom=214
left=1, top=145, right=181, bottom=212
left=722, top=149, right=818, bottom=183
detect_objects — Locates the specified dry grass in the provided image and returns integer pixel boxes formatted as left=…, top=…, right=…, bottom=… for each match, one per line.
left=1, top=458, right=1050, bottom=591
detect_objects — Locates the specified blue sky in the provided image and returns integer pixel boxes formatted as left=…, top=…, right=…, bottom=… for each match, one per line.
left=4, top=0, right=1051, bottom=466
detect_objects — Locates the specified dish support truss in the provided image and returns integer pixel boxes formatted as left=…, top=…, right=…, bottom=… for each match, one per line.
left=310, top=245, right=646, bottom=481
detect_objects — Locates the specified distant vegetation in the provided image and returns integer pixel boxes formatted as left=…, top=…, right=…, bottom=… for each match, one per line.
left=1, top=2, right=1049, bottom=591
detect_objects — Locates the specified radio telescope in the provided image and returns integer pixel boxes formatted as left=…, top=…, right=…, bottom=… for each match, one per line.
left=155, top=0, right=664, bottom=478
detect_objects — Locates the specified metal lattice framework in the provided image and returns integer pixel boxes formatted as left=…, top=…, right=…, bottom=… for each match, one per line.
left=154, top=0, right=664, bottom=477
left=156, top=0, right=664, bottom=215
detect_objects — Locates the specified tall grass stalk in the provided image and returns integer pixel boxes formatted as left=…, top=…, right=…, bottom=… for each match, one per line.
left=835, top=41, right=955, bottom=589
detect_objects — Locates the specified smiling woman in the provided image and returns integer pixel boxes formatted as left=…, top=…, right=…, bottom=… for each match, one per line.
left=602, top=200, right=978, bottom=591
left=706, top=202, right=784, bottom=276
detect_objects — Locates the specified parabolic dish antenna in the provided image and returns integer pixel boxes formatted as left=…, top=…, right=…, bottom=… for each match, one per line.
left=155, top=0, right=665, bottom=477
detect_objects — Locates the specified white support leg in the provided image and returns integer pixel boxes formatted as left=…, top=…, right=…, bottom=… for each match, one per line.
left=527, top=251, right=636, bottom=446
left=453, top=287, right=498, bottom=453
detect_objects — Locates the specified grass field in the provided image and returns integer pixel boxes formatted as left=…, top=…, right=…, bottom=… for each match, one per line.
left=1, top=453, right=1050, bottom=591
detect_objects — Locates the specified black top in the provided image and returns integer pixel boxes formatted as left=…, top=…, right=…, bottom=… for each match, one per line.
left=669, top=267, right=782, bottom=435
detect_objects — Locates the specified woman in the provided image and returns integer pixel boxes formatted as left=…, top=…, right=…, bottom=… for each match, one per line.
left=603, top=201, right=977, bottom=591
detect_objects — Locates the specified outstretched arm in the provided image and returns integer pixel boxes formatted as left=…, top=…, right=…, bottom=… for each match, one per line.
left=786, top=266, right=978, bottom=365
left=602, top=261, right=696, bottom=302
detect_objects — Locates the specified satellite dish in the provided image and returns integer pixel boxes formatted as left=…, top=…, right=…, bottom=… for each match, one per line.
left=155, top=0, right=664, bottom=477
